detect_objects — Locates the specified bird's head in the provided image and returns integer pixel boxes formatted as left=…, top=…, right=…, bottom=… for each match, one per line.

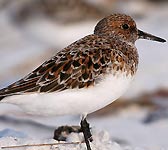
left=94, top=14, right=166, bottom=44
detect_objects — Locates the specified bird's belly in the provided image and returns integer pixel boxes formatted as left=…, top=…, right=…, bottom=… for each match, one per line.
left=2, top=73, right=133, bottom=116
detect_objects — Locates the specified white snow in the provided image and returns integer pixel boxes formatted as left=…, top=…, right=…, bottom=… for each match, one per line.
left=0, top=129, right=143, bottom=150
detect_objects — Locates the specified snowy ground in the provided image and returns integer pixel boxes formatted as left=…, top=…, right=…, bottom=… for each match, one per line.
left=0, top=129, right=120, bottom=150
left=0, top=1, right=168, bottom=150
left=1, top=107, right=168, bottom=150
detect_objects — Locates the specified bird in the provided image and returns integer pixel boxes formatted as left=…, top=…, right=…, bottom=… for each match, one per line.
left=0, top=14, right=166, bottom=150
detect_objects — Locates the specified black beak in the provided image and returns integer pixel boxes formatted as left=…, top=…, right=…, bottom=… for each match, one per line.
left=138, top=30, right=166, bottom=43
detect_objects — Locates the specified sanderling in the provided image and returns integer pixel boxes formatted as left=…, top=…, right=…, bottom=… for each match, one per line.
left=0, top=14, right=166, bottom=150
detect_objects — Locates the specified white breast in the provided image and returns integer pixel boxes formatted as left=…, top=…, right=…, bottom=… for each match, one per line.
left=2, top=73, right=133, bottom=116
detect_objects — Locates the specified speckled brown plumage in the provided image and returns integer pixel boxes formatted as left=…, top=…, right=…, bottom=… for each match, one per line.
left=0, top=34, right=138, bottom=96
left=0, top=13, right=165, bottom=99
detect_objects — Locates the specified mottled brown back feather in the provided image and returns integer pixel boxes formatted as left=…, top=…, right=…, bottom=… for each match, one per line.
left=0, top=33, right=138, bottom=97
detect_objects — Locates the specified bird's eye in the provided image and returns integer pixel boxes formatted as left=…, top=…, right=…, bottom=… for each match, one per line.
left=122, top=24, right=129, bottom=30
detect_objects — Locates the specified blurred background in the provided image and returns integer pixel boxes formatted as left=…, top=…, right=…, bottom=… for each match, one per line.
left=0, top=0, right=168, bottom=149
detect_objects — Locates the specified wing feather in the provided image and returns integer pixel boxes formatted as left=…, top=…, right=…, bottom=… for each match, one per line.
left=0, top=35, right=131, bottom=98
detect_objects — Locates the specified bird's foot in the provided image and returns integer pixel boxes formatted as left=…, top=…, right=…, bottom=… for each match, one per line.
left=53, top=118, right=93, bottom=150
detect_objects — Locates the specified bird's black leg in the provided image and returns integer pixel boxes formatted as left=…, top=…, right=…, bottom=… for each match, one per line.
left=80, top=117, right=92, bottom=150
